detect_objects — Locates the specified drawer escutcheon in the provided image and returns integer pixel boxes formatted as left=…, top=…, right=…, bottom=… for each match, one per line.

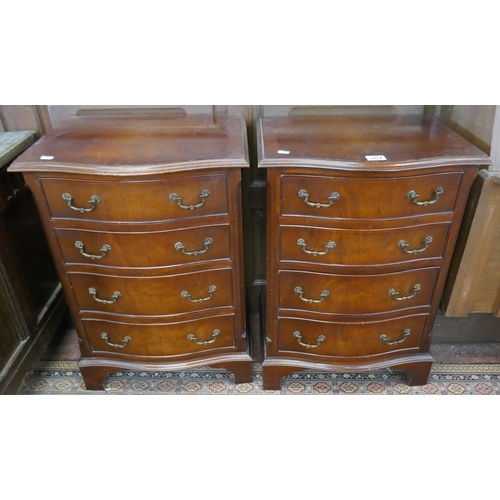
left=187, top=329, right=220, bottom=345
left=297, top=238, right=336, bottom=256
left=181, top=285, right=217, bottom=303
left=75, top=241, right=111, bottom=260
left=175, top=237, right=213, bottom=256
left=62, top=193, right=100, bottom=213
left=294, top=286, right=330, bottom=304
left=398, top=236, right=433, bottom=254
left=101, top=332, right=131, bottom=348
left=88, top=287, right=121, bottom=305
left=169, top=189, right=210, bottom=210
left=298, top=189, right=340, bottom=208
left=293, top=331, right=326, bottom=349
left=388, top=284, right=421, bottom=301
left=380, top=329, right=411, bottom=346
left=407, top=187, right=444, bottom=206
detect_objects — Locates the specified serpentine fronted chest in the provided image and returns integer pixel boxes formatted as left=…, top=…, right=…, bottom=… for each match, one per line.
left=257, top=114, right=492, bottom=390
left=10, top=114, right=252, bottom=390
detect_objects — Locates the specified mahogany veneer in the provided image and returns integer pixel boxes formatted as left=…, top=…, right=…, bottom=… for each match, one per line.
left=9, top=114, right=252, bottom=390
left=258, top=114, right=492, bottom=390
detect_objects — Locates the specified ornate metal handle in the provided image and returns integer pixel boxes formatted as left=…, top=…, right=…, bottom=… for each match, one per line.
left=75, top=241, right=111, bottom=260
left=294, top=286, right=330, bottom=304
left=297, top=238, right=336, bottom=256
left=298, top=189, right=340, bottom=208
left=62, top=193, right=100, bottom=212
left=407, top=187, right=444, bottom=206
left=398, top=236, right=433, bottom=254
left=293, top=331, right=326, bottom=349
left=187, top=329, right=220, bottom=345
left=169, top=189, right=210, bottom=210
left=88, top=287, right=121, bottom=304
left=175, top=237, right=213, bottom=256
left=100, top=332, right=131, bottom=348
left=181, top=285, right=217, bottom=303
left=388, top=284, right=421, bottom=301
left=380, top=329, right=411, bottom=346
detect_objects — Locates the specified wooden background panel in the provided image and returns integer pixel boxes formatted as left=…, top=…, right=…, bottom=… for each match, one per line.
left=442, top=170, right=500, bottom=317
left=444, top=105, right=496, bottom=156
left=261, top=105, right=425, bottom=117
left=0, top=105, right=46, bottom=135
left=39, top=105, right=217, bottom=131
left=441, top=106, right=500, bottom=320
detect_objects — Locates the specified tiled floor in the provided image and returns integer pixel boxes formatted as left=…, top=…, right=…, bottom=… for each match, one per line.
left=41, top=325, right=500, bottom=364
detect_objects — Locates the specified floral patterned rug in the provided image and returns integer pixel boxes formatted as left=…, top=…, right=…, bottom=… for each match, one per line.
left=19, top=361, right=500, bottom=395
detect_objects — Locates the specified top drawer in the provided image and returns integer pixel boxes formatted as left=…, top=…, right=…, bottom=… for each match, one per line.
left=40, top=174, right=228, bottom=223
left=281, top=172, right=463, bottom=220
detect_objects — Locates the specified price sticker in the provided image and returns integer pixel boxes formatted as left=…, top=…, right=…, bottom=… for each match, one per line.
left=365, top=155, right=387, bottom=161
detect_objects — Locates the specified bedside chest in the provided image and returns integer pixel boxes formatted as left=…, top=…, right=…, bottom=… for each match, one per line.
left=9, top=114, right=253, bottom=390
left=257, top=114, right=492, bottom=390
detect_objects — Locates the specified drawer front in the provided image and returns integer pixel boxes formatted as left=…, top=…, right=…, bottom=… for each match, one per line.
left=41, top=174, right=228, bottom=222
left=83, top=315, right=236, bottom=356
left=281, top=172, right=462, bottom=219
left=276, top=315, right=427, bottom=357
left=69, top=268, right=234, bottom=316
left=56, top=224, right=231, bottom=268
left=280, top=223, right=450, bottom=267
left=279, top=268, right=439, bottom=315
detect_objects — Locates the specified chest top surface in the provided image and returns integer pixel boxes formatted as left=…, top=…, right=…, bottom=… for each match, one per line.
left=9, top=114, right=249, bottom=175
left=257, top=114, right=492, bottom=170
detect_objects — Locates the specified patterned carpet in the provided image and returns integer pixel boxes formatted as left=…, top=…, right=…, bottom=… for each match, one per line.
left=19, top=361, right=500, bottom=395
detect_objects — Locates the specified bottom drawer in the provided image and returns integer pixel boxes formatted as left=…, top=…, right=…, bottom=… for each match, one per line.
left=82, top=315, right=236, bottom=357
left=276, top=315, right=428, bottom=357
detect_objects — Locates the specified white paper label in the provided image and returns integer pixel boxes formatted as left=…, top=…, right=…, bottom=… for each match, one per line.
left=277, top=150, right=290, bottom=155
left=40, top=155, right=54, bottom=160
left=365, top=155, right=387, bottom=161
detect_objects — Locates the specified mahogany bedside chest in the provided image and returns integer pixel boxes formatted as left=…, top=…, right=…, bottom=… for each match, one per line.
left=257, top=114, right=492, bottom=390
left=9, top=114, right=253, bottom=390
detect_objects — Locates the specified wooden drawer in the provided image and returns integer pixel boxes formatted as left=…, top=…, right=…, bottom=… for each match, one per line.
left=276, top=315, right=427, bottom=357
left=281, top=172, right=463, bottom=220
left=68, top=268, right=234, bottom=316
left=55, top=224, right=231, bottom=268
left=40, top=174, right=228, bottom=222
left=279, top=267, right=439, bottom=315
left=280, top=222, right=450, bottom=267
left=83, top=315, right=236, bottom=356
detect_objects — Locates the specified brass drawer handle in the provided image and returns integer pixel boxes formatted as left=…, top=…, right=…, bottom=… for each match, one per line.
left=398, top=236, right=433, bottom=254
left=181, top=285, right=217, bottom=303
left=293, top=331, right=326, bottom=349
left=380, top=329, right=411, bottom=346
left=75, top=241, right=111, bottom=260
left=88, top=287, right=121, bottom=305
left=100, top=332, right=131, bottom=348
left=175, top=237, right=213, bottom=256
left=294, top=286, right=330, bottom=304
left=388, top=284, right=421, bottom=301
left=169, top=189, right=210, bottom=210
left=187, top=329, right=220, bottom=345
left=297, top=238, right=336, bottom=256
left=62, top=193, right=100, bottom=212
left=298, top=189, right=340, bottom=208
left=407, top=187, right=444, bottom=206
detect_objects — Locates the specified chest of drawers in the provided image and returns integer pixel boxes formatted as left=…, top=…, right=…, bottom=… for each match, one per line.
left=9, top=114, right=253, bottom=390
left=257, top=114, right=492, bottom=390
